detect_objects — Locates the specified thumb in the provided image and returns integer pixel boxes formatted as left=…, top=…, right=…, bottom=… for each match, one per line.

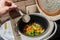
left=0, top=6, right=9, bottom=15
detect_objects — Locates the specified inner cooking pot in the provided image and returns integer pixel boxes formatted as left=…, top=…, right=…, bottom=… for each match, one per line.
left=17, top=14, right=49, bottom=37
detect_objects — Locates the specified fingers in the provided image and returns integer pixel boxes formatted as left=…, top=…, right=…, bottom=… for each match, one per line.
left=5, top=1, right=17, bottom=8
left=5, top=1, right=12, bottom=6
left=0, top=0, right=17, bottom=15
left=10, top=3, right=17, bottom=9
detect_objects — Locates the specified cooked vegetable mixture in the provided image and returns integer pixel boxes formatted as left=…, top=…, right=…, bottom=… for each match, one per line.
left=24, top=23, right=45, bottom=36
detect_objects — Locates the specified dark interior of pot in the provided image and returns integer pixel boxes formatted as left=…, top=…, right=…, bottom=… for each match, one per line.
left=17, top=14, right=49, bottom=37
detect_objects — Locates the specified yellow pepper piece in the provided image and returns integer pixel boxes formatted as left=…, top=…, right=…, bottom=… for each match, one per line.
left=40, top=29, right=45, bottom=33
left=4, top=23, right=8, bottom=30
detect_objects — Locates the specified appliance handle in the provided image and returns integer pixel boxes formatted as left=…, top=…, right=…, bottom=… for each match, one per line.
left=45, top=22, right=57, bottom=40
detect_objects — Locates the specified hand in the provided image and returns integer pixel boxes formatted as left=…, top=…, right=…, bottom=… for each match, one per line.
left=0, top=0, right=17, bottom=15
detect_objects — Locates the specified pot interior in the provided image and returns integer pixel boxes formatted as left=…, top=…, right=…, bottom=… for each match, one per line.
left=17, top=14, right=49, bottom=37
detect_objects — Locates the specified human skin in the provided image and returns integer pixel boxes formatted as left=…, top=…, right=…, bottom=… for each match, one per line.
left=0, top=0, right=17, bottom=15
